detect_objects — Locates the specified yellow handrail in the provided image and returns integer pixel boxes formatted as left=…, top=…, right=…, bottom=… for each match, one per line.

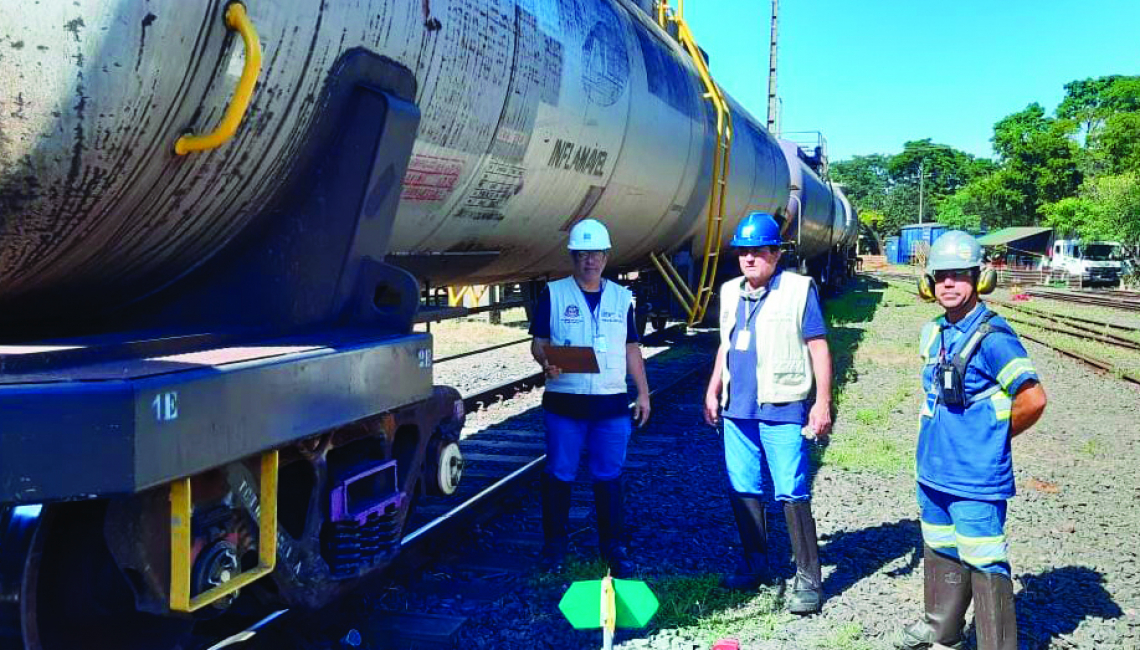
left=175, top=2, right=262, bottom=155
left=654, top=1, right=733, bottom=325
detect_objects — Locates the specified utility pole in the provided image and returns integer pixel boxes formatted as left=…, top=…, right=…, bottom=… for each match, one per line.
left=918, top=159, right=925, bottom=224
left=766, top=0, right=779, bottom=134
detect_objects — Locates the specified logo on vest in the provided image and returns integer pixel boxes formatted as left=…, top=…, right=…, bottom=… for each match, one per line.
left=565, top=305, right=580, bottom=318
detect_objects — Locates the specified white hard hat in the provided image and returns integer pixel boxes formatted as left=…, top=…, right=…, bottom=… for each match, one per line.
left=567, top=219, right=612, bottom=251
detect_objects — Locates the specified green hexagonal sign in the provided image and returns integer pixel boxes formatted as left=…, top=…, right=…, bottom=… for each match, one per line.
left=558, top=578, right=659, bottom=630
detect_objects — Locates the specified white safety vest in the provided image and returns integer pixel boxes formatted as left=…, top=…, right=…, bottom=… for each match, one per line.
left=718, top=272, right=814, bottom=406
left=546, top=277, right=632, bottom=395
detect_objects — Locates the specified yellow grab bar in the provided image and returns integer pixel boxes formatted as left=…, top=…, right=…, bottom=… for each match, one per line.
left=170, top=450, right=278, bottom=613
left=175, top=2, right=262, bottom=155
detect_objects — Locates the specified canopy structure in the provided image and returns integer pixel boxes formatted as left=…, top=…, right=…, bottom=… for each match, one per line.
left=976, top=227, right=1053, bottom=247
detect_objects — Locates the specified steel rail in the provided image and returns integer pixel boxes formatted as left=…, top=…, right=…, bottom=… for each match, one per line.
left=434, top=337, right=533, bottom=364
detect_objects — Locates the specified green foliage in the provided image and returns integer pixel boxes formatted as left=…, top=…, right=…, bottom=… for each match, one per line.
left=1042, top=173, right=1140, bottom=246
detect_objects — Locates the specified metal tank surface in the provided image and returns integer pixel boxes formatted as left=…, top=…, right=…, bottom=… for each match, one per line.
left=0, top=0, right=791, bottom=322
left=778, top=139, right=842, bottom=260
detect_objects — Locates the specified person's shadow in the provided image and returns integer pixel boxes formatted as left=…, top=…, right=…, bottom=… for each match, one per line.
left=1011, top=565, right=1123, bottom=649
left=815, top=518, right=922, bottom=596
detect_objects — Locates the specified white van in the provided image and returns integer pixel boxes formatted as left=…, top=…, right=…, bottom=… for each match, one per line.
left=1046, top=240, right=1124, bottom=285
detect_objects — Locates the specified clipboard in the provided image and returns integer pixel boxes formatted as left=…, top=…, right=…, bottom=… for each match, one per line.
left=542, top=345, right=600, bottom=374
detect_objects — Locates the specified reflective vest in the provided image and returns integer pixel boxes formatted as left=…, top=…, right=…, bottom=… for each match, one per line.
left=718, top=272, right=814, bottom=406
left=546, top=277, right=631, bottom=395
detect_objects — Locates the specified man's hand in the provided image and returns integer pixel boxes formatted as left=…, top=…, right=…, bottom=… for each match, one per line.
left=807, top=401, right=832, bottom=439
left=633, top=392, right=651, bottom=427
left=543, top=362, right=562, bottom=381
left=703, top=392, right=721, bottom=427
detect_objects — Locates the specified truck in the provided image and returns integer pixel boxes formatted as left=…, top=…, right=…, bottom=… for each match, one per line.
left=1046, top=239, right=1126, bottom=286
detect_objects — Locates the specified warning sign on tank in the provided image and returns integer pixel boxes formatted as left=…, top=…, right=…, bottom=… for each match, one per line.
left=401, top=154, right=464, bottom=202
left=547, top=139, right=609, bottom=177
left=453, top=162, right=525, bottom=221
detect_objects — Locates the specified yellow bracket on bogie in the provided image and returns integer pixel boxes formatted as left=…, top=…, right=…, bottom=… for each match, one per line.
left=169, top=450, right=278, bottom=613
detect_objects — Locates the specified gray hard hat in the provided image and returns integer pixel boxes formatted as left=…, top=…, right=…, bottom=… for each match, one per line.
left=926, top=230, right=983, bottom=273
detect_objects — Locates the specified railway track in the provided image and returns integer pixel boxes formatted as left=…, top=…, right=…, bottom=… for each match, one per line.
left=187, top=324, right=714, bottom=650
left=1023, top=288, right=1140, bottom=313
left=869, top=274, right=1140, bottom=387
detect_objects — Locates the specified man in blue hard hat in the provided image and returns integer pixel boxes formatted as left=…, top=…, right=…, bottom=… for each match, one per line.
left=898, top=231, right=1047, bottom=650
left=529, top=218, right=651, bottom=578
left=703, top=211, right=833, bottom=615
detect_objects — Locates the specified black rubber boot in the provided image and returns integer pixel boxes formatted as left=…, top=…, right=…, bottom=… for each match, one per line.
left=594, top=477, right=635, bottom=578
left=784, top=500, right=823, bottom=614
left=723, top=493, right=771, bottom=590
left=896, top=546, right=971, bottom=650
left=540, top=474, right=572, bottom=573
left=971, top=569, right=1017, bottom=650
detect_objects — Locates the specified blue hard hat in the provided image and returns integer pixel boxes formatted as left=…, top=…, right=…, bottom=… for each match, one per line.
left=730, top=212, right=782, bottom=248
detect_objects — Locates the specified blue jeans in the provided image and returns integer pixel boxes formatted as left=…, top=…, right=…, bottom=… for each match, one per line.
left=917, top=482, right=1010, bottom=576
left=544, top=411, right=632, bottom=482
left=723, top=417, right=809, bottom=501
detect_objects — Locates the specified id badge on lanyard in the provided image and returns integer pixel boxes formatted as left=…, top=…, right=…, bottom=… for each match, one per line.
left=734, top=295, right=761, bottom=351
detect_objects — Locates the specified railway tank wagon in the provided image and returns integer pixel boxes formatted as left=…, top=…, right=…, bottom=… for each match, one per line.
left=0, top=1, right=858, bottom=648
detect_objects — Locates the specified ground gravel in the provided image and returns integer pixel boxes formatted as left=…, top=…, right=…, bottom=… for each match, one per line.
left=277, top=284, right=1140, bottom=649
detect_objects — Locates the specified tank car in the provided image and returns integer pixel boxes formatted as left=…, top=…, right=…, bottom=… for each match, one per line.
left=0, top=1, right=858, bottom=647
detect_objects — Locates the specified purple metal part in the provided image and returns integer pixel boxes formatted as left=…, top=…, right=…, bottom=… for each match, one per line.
left=329, top=460, right=402, bottom=525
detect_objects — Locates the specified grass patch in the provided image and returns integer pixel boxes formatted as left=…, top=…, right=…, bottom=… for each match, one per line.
left=1078, top=438, right=1101, bottom=457
left=647, top=573, right=787, bottom=643
left=818, top=622, right=875, bottom=650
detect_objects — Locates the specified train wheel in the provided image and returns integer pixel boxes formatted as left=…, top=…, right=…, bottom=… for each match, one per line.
left=651, top=316, right=667, bottom=333
left=427, top=439, right=463, bottom=497
left=18, top=502, right=193, bottom=650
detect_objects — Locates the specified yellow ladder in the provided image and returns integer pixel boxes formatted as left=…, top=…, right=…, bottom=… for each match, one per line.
left=653, top=0, right=733, bottom=325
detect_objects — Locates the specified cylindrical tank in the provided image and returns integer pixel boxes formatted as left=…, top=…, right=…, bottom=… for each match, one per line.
left=777, top=140, right=837, bottom=260
left=0, top=0, right=803, bottom=320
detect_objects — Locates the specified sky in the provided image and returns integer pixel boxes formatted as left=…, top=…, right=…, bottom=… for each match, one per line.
left=682, top=0, right=1140, bottom=162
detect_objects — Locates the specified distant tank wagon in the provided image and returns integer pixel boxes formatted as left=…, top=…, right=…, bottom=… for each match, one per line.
left=0, top=1, right=859, bottom=648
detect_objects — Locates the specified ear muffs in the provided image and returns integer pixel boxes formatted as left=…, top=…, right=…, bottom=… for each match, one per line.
left=917, top=274, right=936, bottom=302
left=977, top=267, right=997, bottom=294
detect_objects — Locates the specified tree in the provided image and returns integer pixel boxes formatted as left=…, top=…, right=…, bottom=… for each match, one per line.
left=830, top=154, right=891, bottom=212
left=1041, top=173, right=1140, bottom=249
left=990, top=104, right=1082, bottom=223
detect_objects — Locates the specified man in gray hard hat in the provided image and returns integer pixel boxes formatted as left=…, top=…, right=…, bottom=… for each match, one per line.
left=899, top=230, right=1047, bottom=650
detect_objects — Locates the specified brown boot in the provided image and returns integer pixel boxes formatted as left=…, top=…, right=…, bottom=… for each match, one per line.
left=783, top=500, right=822, bottom=614
left=896, top=546, right=971, bottom=649
left=971, top=569, right=1017, bottom=650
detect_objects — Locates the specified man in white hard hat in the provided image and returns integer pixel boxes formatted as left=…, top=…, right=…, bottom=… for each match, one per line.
left=899, top=230, right=1047, bottom=650
left=529, top=218, right=651, bottom=578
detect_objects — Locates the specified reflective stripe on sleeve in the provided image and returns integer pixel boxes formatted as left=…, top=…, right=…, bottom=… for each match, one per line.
left=921, top=521, right=957, bottom=549
left=996, top=358, right=1035, bottom=390
left=990, top=391, right=1012, bottom=421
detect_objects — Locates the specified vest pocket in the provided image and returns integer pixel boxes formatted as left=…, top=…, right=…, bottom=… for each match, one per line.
left=772, top=358, right=805, bottom=386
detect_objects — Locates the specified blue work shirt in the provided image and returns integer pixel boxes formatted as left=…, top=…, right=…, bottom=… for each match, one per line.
left=530, top=285, right=639, bottom=419
left=917, top=303, right=1040, bottom=500
left=724, top=271, right=827, bottom=424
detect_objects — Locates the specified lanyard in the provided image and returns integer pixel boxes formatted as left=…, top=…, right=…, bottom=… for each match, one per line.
left=577, top=279, right=606, bottom=337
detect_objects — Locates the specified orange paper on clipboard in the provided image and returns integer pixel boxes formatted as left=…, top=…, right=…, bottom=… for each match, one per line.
left=542, top=345, right=600, bottom=374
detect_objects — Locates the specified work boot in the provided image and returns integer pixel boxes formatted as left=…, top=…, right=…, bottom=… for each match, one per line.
left=594, top=477, right=635, bottom=578
left=971, top=569, right=1017, bottom=650
left=540, top=474, right=572, bottom=573
left=896, top=546, right=971, bottom=650
left=783, top=500, right=823, bottom=614
left=723, top=493, right=771, bottom=590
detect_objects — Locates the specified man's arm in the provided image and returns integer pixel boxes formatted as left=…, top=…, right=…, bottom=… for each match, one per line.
left=626, top=343, right=651, bottom=427
left=806, top=337, right=833, bottom=438
left=1010, top=380, right=1046, bottom=437
left=531, top=337, right=560, bottom=380
left=703, top=343, right=729, bottom=426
